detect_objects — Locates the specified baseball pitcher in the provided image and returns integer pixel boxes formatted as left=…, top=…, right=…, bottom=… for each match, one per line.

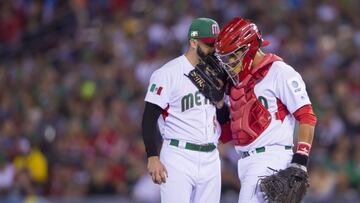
left=141, top=18, right=225, bottom=203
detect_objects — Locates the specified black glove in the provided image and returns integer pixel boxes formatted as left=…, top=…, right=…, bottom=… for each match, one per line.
left=259, top=163, right=309, bottom=203
left=187, top=54, right=227, bottom=103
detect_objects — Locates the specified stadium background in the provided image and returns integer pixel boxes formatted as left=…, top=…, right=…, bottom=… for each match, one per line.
left=0, top=0, right=359, bottom=202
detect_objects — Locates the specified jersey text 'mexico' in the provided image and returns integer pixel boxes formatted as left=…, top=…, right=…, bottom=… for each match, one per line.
left=144, top=55, right=221, bottom=144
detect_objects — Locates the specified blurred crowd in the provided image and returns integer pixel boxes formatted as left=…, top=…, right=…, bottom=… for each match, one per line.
left=0, top=0, right=359, bottom=202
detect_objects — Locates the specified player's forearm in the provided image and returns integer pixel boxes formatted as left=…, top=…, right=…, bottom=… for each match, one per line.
left=291, top=124, right=315, bottom=168
left=297, top=124, right=315, bottom=146
left=293, top=104, right=317, bottom=147
left=216, top=103, right=233, bottom=143
left=142, top=102, right=163, bottom=157
left=216, top=103, right=230, bottom=125
left=292, top=104, right=317, bottom=167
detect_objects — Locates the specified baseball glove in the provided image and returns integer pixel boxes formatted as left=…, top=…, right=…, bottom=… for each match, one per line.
left=187, top=54, right=227, bottom=103
left=259, top=165, right=309, bottom=203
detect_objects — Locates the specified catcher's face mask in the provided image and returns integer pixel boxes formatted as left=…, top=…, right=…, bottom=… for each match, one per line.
left=216, top=45, right=249, bottom=85
left=215, top=17, right=269, bottom=86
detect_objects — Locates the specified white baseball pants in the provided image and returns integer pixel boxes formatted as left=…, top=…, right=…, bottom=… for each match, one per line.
left=237, top=145, right=293, bottom=203
left=159, top=140, right=221, bottom=203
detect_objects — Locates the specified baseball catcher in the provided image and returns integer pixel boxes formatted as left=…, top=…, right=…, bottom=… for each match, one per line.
left=187, top=53, right=227, bottom=103
left=214, top=17, right=317, bottom=203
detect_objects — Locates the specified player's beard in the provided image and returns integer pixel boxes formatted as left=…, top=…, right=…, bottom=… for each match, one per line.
left=196, top=45, right=208, bottom=61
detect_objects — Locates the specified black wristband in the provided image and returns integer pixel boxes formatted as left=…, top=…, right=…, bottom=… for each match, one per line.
left=291, top=153, right=309, bottom=167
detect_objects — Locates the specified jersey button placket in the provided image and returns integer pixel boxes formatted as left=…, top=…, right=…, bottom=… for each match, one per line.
left=205, top=106, right=210, bottom=143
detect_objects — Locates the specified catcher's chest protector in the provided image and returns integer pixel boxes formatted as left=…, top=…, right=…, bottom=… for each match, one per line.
left=230, top=54, right=283, bottom=146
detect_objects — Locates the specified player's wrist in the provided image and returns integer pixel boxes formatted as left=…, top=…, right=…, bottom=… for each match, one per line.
left=289, top=162, right=308, bottom=172
left=145, top=145, right=159, bottom=158
left=291, top=142, right=311, bottom=168
left=291, top=153, right=308, bottom=168
left=148, top=156, right=160, bottom=163
left=215, top=99, right=224, bottom=109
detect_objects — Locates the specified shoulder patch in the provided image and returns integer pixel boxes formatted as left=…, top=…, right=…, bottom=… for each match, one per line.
left=286, top=77, right=305, bottom=95
left=149, top=83, right=163, bottom=95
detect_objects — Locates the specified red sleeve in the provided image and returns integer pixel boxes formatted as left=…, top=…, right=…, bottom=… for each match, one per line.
left=293, top=104, right=317, bottom=126
left=219, top=122, right=232, bottom=143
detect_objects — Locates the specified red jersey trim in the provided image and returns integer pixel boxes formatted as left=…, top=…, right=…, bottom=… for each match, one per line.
left=219, top=122, right=232, bottom=143
left=293, top=104, right=317, bottom=125
left=162, top=104, right=169, bottom=120
left=275, top=98, right=290, bottom=122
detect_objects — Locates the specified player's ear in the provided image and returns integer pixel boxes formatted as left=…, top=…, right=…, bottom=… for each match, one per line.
left=189, top=38, right=197, bottom=49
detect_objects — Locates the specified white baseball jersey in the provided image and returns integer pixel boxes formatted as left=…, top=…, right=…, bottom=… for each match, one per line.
left=145, top=55, right=221, bottom=144
left=235, top=60, right=312, bottom=152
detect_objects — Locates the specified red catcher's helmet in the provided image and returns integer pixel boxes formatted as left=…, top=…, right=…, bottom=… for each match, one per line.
left=215, top=17, right=268, bottom=85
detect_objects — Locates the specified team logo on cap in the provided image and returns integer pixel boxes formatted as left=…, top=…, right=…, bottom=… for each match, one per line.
left=212, top=24, right=219, bottom=35
left=191, top=31, right=199, bottom=37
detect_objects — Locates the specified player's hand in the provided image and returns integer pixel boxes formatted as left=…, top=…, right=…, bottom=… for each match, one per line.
left=214, top=99, right=224, bottom=109
left=147, top=156, right=168, bottom=185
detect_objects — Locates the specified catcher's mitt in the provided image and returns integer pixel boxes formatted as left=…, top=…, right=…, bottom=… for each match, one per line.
left=187, top=54, right=227, bottom=103
left=259, top=166, right=309, bottom=203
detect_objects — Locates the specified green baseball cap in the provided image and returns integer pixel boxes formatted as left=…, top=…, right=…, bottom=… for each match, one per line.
left=188, top=17, right=220, bottom=44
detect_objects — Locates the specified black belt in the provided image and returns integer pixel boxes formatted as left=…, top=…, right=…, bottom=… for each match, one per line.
left=240, top=146, right=292, bottom=158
